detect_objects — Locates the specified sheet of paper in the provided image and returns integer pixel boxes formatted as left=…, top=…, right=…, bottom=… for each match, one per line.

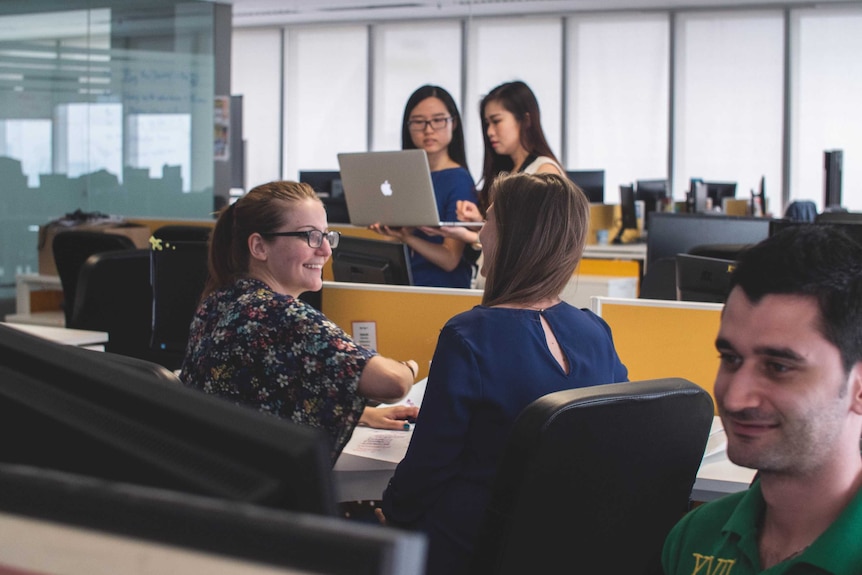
left=377, top=377, right=427, bottom=409
left=341, top=426, right=413, bottom=463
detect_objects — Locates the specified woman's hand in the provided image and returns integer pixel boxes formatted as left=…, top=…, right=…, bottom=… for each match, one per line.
left=374, top=508, right=387, bottom=525
left=418, top=226, right=480, bottom=244
left=456, top=200, right=483, bottom=223
left=369, top=223, right=414, bottom=241
left=359, top=405, right=420, bottom=431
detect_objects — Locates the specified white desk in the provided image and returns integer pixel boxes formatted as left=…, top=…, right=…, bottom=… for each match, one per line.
left=334, top=409, right=754, bottom=504
left=583, top=243, right=647, bottom=263
left=1, top=322, right=109, bottom=350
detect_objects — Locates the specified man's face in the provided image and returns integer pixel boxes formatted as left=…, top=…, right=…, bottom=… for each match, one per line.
left=714, top=287, right=858, bottom=475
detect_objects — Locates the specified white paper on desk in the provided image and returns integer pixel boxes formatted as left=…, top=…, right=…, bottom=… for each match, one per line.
left=377, top=377, right=427, bottom=409
left=341, top=426, right=413, bottom=463
left=703, top=419, right=728, bottom=460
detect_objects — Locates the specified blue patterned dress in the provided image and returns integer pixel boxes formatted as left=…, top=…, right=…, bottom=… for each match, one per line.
left=179, top=277, right=373, bottom=461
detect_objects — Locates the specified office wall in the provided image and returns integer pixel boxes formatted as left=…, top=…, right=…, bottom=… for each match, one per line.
left=0, top=1, right=229, bottom=295
left=232, top=3, right=862, bottom=214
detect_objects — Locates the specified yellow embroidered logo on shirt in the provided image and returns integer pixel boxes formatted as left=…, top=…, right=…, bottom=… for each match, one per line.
left=691, top=553, right=736, bottom=575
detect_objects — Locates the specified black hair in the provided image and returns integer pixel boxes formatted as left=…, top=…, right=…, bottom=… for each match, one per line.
left=401, top=85, right=468, bottom=170
left=730, top=224, right=862, bottom=372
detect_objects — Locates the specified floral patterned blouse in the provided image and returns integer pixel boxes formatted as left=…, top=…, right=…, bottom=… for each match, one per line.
left=179, top=277, right=374, bottom=461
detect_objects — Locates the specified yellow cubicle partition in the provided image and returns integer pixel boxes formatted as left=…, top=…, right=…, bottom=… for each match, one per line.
left=321, top=281, right=482, bottom=380
left=592, top=297, right=723, bottom=413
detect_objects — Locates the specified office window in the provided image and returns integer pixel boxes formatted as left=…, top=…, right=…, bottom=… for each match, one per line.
left=0, top=120, right=51, bottom=188
left=372, top=21, right=462, bottom=152
left=284, top=25, right=368, bottom=179
left=789, top=6, right=862, bottom=212
left=465, top=17, right=563, bottom=185
left=232, top=28, right=282, bottom=189
left=673, top=11, right=784, bottom=212
left=566, top=13, right=669, bottom=204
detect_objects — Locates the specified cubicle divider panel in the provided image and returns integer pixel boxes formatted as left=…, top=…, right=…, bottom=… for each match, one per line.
left=591, top=297, right=723, bottom=412
left=321, top=281, right=482, bottom=380
left=577, top=259, right=640, bottom=278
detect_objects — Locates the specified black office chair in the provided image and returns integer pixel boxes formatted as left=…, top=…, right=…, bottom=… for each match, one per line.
left=149, top=227, right=211, bottom=370
left=687, top=243, right=751, bottom=261
left=470, top=377, right=714, bottom=575
left=70, top=249, right=169, bottom=365
left=52, top=230, right=137, bottom=326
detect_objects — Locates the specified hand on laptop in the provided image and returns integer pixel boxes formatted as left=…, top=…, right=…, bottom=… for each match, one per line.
left=456, top=200, right=483, bottom=223
left=369, top=223, right=414, bottom=241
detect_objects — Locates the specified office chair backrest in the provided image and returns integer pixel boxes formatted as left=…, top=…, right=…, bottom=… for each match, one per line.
left=52, top=230, right=137, bottom=325
left=470, top=377, right=714, bottom=575
left=150, top=227, right=210, bottom=366
left=70, top=249, right=157, bottom=363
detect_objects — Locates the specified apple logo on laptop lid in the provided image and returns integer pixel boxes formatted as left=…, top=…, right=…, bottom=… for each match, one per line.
left=380, top=180, right=393, bottom=197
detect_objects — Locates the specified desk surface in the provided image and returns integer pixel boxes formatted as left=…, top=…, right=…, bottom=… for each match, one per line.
left=1, top=322, right=109, bottom=348
left=583, top=243, right=647, bottom=261
left=333, top=405, right=755, bottom=503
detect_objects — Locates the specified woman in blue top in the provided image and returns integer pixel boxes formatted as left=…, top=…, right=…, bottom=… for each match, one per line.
left=369, top=85, right=477, bottom=288
left=378, top=173, right=628, bottom=575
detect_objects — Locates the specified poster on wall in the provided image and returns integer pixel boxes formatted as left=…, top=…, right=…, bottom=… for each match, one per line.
left=214, top=95, right=230, bottom=162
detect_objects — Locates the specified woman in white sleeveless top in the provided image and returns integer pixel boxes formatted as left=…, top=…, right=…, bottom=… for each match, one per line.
left=433, top=81, right=565, bottom=288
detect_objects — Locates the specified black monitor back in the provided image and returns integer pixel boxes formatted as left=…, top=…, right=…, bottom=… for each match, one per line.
left=0, top=324, right=337, bottom=516
left=300, top=170, right=350, bottom=224
left=675, top=254, right=737, bottom=303
left=0, top=464, right=426, bottom=575
left=635, top=179, right=668, bottom=230
left=566, top=170, right=604, bottom=203
left=647, top=212, right=771, bottom=267
left=150, top=235, right=209, bottom=359
left=332, top=236, right=413, bottom=286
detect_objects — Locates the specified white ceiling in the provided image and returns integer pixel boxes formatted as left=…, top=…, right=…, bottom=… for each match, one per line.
left=222, top=0, right=860, bottom=27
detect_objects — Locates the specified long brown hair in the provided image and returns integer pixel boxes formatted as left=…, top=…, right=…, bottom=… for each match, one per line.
left=482, top=172, right=589, bottom=307
left=203, top=181, right=320, bottom=298
left=478, top=81, right=560, bottom=213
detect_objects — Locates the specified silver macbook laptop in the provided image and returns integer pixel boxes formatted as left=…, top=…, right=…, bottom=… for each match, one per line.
left=336, top=150, right=481, bottom=228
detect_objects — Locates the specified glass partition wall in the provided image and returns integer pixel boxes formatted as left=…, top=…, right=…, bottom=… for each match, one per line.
left=0, top=1, right=220, bottom=293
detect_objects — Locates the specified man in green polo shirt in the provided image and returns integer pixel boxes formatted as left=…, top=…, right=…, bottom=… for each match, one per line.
left=662, top=224, right=862, bottom=575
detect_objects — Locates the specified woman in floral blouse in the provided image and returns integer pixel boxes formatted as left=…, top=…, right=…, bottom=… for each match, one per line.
left=179, top=181, right=418, bottom=461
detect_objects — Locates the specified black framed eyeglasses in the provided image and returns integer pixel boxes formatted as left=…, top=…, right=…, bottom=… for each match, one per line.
left=261, top=229, right=340, bottom=249
left=406, top=117, right=453, bottom=132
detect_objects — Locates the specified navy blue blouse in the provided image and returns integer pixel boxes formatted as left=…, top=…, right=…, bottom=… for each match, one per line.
left=381, top=302, right=628, bottom=574
left=410, top=166, right=477, bottom=288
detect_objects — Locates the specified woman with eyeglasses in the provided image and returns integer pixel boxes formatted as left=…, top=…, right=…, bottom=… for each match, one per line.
left=179, top=181, right=419, bottom=462
left=377, top=173, right=627, bottom=575
left=369, top=85, right=478, bottom=288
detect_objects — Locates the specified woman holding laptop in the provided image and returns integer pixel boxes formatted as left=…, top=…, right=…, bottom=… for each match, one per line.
left=377, top=172, right=627, bottom=575
left=368, top=85, right=478, bottom=289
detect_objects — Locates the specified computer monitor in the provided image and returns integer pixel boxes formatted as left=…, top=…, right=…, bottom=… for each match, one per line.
left=300, top=170, right=350, bottom=224
left=0, top=325, right=338, bottom=516
left=824, top=150, right=843, bottom=211
left=332, top=236, right=414, bottom=286
left=635, top=179, right=668, bottom=230
left=647, top=212, right=772, bottom=268
left=0, top=464, right=427, bottom=575
left=614, top=184, right=638, bottom=244
left=675, top=254, right=736, bottom=303
left=686, top=179, right=707, bottom=213
left=706, top=181, right=737, bottom=207
left=566, top=170, right=604, bottom=203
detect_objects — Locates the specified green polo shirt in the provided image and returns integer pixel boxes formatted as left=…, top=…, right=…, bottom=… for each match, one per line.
left=662, top=479, right=862, bottom=574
